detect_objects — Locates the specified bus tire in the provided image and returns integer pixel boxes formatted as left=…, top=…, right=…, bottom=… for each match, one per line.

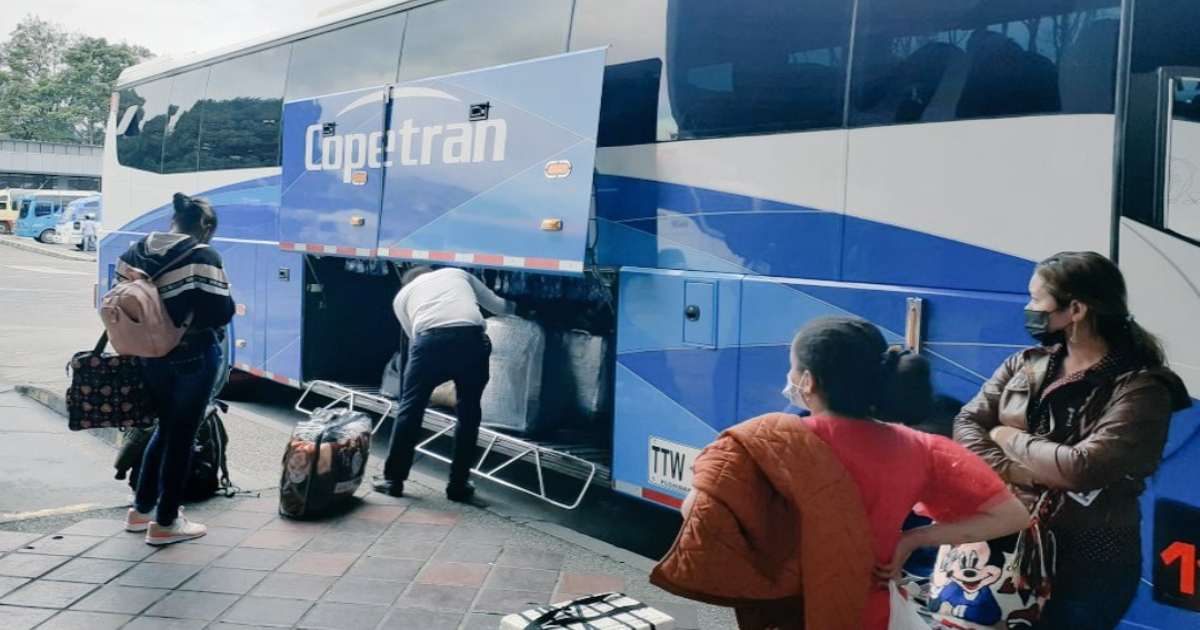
left=0, top=223, right=9, bottom=235
left=38, top=229, right=55, bottom=244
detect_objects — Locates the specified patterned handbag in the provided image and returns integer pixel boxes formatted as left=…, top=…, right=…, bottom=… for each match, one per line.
left=66, top=332, right=156, bottom=431
left=925, top=492, right=1056, bottom=629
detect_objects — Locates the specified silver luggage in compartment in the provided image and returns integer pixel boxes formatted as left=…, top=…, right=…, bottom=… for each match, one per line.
left=545, top=330, right=611, bottom=430
left=481, top=316, right=547, bottom=435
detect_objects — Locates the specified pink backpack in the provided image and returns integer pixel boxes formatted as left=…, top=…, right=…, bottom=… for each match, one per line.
left=101, top=244, right=203, bottom=358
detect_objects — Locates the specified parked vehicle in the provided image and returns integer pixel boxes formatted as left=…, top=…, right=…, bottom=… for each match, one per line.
left=14, top=191, right=98, bottom=243
left=52, top=195, right=102, bottom=249
left=0, top=188, right=42, bottom=235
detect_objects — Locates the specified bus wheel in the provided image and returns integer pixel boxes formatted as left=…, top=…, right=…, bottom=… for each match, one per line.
left=38, top=229, right=55, bottom=244
left=0, top=223, right=9, bottom=235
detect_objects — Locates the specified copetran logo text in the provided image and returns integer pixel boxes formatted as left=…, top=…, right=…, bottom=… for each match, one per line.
left=303, top=88, right=508, bottom=184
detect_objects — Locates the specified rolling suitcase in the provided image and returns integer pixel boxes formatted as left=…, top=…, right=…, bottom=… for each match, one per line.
left=279, top=407, right=371, bottom=517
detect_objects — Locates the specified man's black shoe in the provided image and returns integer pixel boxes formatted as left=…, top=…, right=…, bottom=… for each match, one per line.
left=371, top=475, right=404, bottom=498
left=446, top=481, right=476, bottom=503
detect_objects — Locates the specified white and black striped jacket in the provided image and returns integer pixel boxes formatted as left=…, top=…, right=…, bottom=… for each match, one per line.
left=116, top=232, right=235, bottom=331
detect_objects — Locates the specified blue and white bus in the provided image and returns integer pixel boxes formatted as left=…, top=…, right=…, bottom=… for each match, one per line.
left=102, top=0, right=1200, bottom=625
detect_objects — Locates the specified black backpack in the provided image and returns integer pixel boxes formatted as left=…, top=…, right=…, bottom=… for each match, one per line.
left=116, top=400, right=235, bottom=500
left=184, top=401, right=234, bottom=500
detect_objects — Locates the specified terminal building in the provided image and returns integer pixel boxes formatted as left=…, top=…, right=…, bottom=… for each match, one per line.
left=0, top=139, right=102, bottom=191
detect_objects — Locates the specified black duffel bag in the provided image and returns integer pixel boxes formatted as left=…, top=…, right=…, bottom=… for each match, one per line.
left=66, top=332, right=156, bottom=431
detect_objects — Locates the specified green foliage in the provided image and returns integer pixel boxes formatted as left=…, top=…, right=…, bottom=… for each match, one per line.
left=0, top=15, right=153, bottom=144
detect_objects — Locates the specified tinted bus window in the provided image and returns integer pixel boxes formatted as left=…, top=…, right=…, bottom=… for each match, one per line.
left=667, top=0, right=852, bottom=139
left=285, top=13, right=407, bottom=102
left=850, top=0, right=1120, bottom=127
left=397, top=0, right=571, bottom=81
left=571, top=0, right=674, bottom=145
left=200, top=46, right=291, bottom=171
left=116, top=78, right=173, bottom=172
left=161, top=68, right=210, bottom=174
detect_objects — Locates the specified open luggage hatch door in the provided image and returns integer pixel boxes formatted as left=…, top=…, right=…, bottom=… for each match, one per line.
left=375, top=47, right=607, bottom=275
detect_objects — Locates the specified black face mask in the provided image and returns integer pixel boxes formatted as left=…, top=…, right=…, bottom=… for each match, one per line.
left=1024, top=309, right=1065, bottom=346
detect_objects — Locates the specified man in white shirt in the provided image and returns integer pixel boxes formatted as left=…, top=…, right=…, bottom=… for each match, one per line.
left=373, top=265, right=516, bottom=502
left=80, top=213, right=98, bottom=252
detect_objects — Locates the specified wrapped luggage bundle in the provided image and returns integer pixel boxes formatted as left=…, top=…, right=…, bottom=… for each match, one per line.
left=544, top=329, right=611, bottom=430
left=481, top=316, right=547, bottom=435
left=279, top=408, right=372, bottom=517
left=500, top=592, right=675, bottom=629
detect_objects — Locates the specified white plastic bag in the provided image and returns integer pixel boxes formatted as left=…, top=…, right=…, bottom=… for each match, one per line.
left=889, top=581, right=929, bottom=630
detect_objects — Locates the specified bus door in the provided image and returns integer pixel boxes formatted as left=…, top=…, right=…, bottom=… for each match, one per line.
left=1117, top=66, right=1200, bottom=625
left=375, top=47, right=607, bottom=275
left=279, top=85, right=390, bottom=256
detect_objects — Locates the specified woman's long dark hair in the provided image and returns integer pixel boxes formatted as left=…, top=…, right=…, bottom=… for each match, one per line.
left=1035, top=251, right=1165, bottom=368
left=172, top=192, right=217, bottom=237
left=791, top=316, right=933, bottom=425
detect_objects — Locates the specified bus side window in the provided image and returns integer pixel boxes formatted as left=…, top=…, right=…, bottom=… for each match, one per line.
left=285, top=13, right=407, bottom=103
left=199, top=46, right=291, bottom=171
left=849, top=0, right=1121, bottom=127
left=115, top=79, right=172, bottom=173
left=667, top=0, right=853, bottom=139
left=398, top=0, right=572, bottom=82
left=571, top=0, right=674, bottom=145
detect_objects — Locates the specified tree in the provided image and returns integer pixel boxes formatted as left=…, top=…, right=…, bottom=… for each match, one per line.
left=0, top=15, right=153, bottom=144
left=53, top=37, right=154, bottom=144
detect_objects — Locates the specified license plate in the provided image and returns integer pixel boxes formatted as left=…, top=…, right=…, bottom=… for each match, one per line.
left=647, top=437, right=700, bottom=495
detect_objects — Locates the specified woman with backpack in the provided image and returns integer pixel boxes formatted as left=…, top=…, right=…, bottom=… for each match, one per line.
left=121, top=192, right=235, bottom=545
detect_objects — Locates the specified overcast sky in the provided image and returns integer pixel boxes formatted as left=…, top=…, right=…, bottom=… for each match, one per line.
left=1, top=0, right=357, bottom=58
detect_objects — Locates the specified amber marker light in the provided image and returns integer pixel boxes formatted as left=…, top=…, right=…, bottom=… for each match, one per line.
left=545, top=160, right=572, bottom=179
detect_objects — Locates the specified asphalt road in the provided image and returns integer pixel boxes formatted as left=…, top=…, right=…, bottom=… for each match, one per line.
left=0, top=243, right=684, bottom=559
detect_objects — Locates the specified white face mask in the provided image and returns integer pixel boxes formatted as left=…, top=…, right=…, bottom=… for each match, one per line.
left=782, top=373, right=807, bottom=410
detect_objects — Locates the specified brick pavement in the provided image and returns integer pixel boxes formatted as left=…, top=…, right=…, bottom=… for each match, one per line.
left=0, top=484, right=732, bottom=629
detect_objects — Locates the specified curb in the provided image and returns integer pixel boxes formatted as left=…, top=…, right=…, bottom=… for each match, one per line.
left=15, top=384, right=69, bottom=417
left=0, top=235, right=95, bottom=262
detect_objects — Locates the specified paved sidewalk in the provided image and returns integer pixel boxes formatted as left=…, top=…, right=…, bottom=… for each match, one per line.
left=0, top=482, right=730, bottom=630
left=1, top=233, right=736, bottom=629
left=0, top=235, right=95, bottom=262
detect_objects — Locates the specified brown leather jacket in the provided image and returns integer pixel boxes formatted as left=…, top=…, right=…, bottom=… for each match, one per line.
left=954, top=347, right=1191, bottom=529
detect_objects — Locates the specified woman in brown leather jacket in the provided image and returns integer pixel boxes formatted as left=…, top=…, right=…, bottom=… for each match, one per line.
left=955, top=251, right=1192, bottom=629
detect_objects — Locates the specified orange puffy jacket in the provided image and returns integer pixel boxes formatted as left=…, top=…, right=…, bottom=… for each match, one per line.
left=650, top=413, right=874, bottom=630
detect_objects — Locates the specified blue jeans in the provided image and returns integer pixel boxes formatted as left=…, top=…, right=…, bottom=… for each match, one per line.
left=383, top=326, right=491, bottom=487
left=135, top=336, right=220, bottom=525
left=1033, top=563, right=1140, bottom=630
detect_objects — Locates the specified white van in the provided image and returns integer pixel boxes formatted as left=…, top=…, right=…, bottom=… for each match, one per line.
left=52, top=195, right=102, bottom=249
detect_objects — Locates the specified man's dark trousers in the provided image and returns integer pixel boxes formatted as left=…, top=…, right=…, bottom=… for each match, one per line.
left=383, top=325, right=491, bottom=487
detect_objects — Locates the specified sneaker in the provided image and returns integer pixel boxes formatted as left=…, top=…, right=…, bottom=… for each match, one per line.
left=372, top=475, right=404, bottom=498
left=145, top=513, right=207, bottom=546
left=125, top=507, right=153, bottom=533
left=446, top=481, right=476, bottom=503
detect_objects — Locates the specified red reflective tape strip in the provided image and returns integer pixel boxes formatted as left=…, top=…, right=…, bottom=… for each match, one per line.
left=335, top=246, right=356, bottom=256
left=524, top=258, right=561, bottom=270
left=474, top=254, right=505, bottom=266
left=429, top=251, right=456, bottom=262
left=642, top=487, right=683, bottom=509
left=303, top=244, right=324, bottom=253
left=271, top=373, right=292, bottom=385
left=280, top=242, right=297, bottom=251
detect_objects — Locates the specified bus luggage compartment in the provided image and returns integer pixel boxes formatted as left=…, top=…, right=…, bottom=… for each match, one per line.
left=299, top=257, right=615, bottom=508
